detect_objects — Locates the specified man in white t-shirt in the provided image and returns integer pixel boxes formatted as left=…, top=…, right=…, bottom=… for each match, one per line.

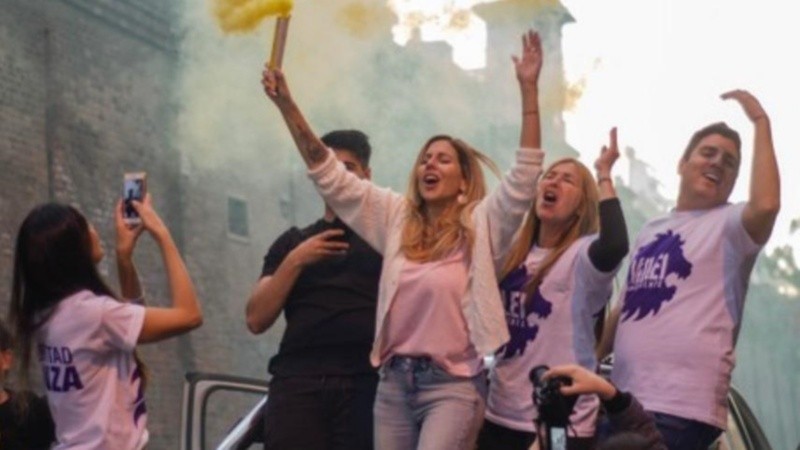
left=606, top=90, right=780, bottom=450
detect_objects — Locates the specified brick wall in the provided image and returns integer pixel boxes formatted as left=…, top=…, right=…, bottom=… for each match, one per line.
left=0, top=1, right=49, bottom=302
left=0, top=0, right=200, bottom=447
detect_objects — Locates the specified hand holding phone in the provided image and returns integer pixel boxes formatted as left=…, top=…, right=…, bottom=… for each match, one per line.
left=289, top=229, right=350, bottom=267
left=123, top=172, right=147, bottom=225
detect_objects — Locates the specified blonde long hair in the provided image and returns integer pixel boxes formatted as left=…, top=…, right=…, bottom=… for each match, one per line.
left=401, top=135, right=499, bottom=262
left=501, top=158, right=600, bottom=292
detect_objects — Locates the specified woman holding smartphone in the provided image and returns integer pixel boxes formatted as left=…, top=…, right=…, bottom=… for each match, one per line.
left=8, top=194, right=202, bottom=449
left=262, top=31, right=545, bottom=449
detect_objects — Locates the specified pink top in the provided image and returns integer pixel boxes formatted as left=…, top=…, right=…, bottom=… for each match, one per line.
left=379, top=249, right=483, bottom=377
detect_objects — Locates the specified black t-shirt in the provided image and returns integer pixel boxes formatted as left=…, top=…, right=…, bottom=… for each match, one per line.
left=0, top=390, right=55, bottom=450
left=261, top=217, right=382, bottom=376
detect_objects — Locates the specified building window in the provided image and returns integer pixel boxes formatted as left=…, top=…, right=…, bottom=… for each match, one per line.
left=227, top=196, right=249, bottom=239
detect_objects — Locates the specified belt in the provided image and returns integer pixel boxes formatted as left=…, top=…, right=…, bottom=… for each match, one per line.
left=386, top=355, right=433, bottom=372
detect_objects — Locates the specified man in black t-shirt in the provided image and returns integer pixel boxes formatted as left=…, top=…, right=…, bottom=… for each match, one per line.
left=246, top=130, right=382, bottom=450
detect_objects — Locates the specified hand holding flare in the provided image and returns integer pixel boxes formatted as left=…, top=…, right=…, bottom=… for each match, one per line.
left=269, top=16, right=290, bottom=69
left=213, top=0, right=293, bottom=69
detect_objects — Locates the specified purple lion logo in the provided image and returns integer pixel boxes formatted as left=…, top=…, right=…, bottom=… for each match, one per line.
left=497, top=266, right=553, bottom=359
left=621, top=230, right=693, bottom=321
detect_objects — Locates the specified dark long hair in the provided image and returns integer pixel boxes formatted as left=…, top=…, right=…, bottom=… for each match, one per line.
left=0, top=319, right=12, bottom=373
left=8, top=203, right=147, bottom=392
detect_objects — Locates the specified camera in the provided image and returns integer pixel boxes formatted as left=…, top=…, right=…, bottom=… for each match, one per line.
left=529, top=365, right=578, bottom=450
left=530, top=365, right=577, bottom=426
left=123, top=172, right=147, bottom=225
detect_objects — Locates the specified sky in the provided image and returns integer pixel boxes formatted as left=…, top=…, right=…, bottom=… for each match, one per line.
left=556, top=0, right=798, bottom=252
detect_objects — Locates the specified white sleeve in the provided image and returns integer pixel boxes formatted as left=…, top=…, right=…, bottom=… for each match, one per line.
left=98, top=297, right=146, bottom=352
left=308, top=148, right=406, bottom=253
left=724, top=202, right=762, bottom=257
left=482, top=147, right=544, bottom=264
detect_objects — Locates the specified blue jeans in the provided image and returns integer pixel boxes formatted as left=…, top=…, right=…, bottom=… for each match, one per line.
left=374, top=356, right=487, bottom=450
left=652, top=412, right=722, bottom=450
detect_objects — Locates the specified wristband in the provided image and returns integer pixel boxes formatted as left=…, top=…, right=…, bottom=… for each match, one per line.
left=597, top=176, right=612, bottom=184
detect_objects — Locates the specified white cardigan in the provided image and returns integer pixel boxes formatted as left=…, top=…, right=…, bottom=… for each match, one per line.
left=308, top=146, right=544, bottom=365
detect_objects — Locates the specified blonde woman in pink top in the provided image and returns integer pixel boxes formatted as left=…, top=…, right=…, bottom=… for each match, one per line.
left=262, top=30, right=545, bottom=450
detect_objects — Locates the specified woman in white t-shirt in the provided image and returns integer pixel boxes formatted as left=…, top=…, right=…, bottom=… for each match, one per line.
left=477, top=129, right=629, bottom=450
left=8, top=195, right=203, bottom=450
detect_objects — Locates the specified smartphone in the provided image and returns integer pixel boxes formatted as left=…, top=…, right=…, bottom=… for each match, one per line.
left=122, top=172, right=147, bottom=225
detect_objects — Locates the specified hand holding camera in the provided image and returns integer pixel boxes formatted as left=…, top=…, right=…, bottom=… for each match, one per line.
left=543, top=364, right=618, bottom=401
left=529, top=365, right=578, bottom=428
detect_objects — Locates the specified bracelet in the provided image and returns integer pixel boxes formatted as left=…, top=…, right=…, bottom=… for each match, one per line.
left=597, top=176, right=612, bottom=185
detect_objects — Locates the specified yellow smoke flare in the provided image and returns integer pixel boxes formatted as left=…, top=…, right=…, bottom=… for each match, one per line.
left=214, top=0, right=293, bottom=33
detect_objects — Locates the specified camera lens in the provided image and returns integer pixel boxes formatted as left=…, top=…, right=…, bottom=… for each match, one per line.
left=529, top=365, right=550, bottom=387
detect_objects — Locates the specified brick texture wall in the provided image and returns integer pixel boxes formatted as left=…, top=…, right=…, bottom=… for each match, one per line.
left=0, top=1, right=260, bottom=447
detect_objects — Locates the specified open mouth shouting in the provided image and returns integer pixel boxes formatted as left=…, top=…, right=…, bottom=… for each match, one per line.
left=421, top=173, right=440, bottom=191
left=541, top=189, right=558, bottom=207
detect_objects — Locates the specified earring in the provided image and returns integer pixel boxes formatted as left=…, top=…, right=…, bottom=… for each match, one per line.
left=457, top=193, right=467, bottom=205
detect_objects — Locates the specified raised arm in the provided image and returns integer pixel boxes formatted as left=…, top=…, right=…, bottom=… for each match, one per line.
left=485, top=30, right=546, bottom=266
left=722, top=90, right=780, bottom=245
left=130, top=195, right=203, bottom=344
left=246, top=229, right=348, bottom=334
left=595, top=128, right=620, bottom=202
left=262, top=66, right=329, bottom=169
left=114, top=200, right=144, bottom=300
left=262, top=66, right=404, bottom=251
left=514, top=30, right=542, bottom=149
left=589, top=127, right=629, bottom=272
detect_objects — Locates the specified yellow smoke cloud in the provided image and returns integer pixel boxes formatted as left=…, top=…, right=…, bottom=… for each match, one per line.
left=214, top=0, right=293, bottom=33
left=336, top=2, right=390, bottom=40
left=564, top=77, right=586, bottom=111
left=564, top=58, right=602, bottom=111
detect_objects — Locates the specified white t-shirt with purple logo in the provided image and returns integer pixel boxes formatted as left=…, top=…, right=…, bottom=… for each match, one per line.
left=611, top=203, right=761, bottom=430
left=486, top=235, right=619, bottom=435
left=36, top=289, right=147, bottom=450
